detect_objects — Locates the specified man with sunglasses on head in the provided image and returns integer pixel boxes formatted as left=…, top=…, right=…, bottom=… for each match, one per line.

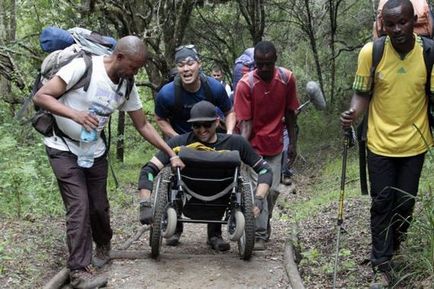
left=234, top=41, right=299, bottom=251
left=154, top=44, right=236, bottom=139
left=138, top=101, right=272, bottom=251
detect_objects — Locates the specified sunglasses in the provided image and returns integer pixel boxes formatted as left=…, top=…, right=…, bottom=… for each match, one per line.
left=175, top=44, right=197, bottom=52
left=191, top=121, right=214, bottom=129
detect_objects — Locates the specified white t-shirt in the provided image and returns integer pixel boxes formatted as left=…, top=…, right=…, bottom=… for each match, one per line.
left=44, top=55, right=142, bottom=157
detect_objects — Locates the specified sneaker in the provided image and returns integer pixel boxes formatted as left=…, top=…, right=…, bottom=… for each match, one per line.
left=92, top=242, right=111, bottom=268
left=370, top=270, right=392, bottom=289
left=281, top=175, right=292, bottom=186
left=69, top=268, right=108, bottom=289
left=253, top=238, right=266, bottom=251
left=166, top=232, right=181, bottom=246
left=139, top=201, right=153, bottom=225
left=207, top=236, right=230, bottom=251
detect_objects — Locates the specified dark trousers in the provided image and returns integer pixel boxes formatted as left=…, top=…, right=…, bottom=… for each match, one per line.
left=46, top=146, right=112, bottom=270
left=367, top=149, right=425, bottom=269
left=174, top=222, right=222, bottom=239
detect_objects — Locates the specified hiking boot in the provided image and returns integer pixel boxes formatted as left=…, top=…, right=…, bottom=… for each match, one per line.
left=370, top=270, right=392, bottom=289
left=92, top=242, right=111, bottom=268
left=69, top=268, right=108, bottom=289
left=207, top=236, right=230, bottom=251
left=139, top=201, right=153, bottom=225
left=281, top=175, right=292, bottom=186
left=253, top=238, right=266, bottom=251
left=166, top=232, right=181, bottom=246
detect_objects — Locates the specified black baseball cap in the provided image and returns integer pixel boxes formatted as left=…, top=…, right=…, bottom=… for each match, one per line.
left=187, top=101, right=218, bottom=122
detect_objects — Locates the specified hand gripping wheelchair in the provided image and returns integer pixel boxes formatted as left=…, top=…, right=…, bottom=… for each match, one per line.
left=149, top=146, right=255, bottom=260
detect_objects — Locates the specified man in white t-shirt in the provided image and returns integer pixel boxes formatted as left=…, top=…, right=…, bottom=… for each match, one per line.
left=33, top=35, right=184, bottom=289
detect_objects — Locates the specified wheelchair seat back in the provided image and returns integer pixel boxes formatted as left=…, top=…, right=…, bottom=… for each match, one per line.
left=177, top=147, right=241, bottom=220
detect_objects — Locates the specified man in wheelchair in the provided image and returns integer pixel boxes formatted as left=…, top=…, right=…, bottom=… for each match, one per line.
left=138, top=101, right=272, bottom=252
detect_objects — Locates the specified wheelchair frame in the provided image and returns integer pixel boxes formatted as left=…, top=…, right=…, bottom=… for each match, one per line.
left=149, top=165, right=255, bottom=261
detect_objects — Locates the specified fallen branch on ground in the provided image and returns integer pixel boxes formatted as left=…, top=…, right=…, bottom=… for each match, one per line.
left=284, top=225, right=305, bottom=289
left=118, top=225, right=149, bottom=250
left=42, top=268, right=70, bottom=289
left=42, top=225, right=150, bottom=289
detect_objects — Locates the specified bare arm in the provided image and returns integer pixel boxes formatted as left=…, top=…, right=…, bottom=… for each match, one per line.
left=239, top=120, right=252, bottom=140
left=155, top=114, right=179, bottom=138
left=128, top=110, right=184, bottom=168
left=33, top=76, right=98, bottom=130
left=340, top=92, right=370, bottom=129
left=224, top=109, right=236, bottom=134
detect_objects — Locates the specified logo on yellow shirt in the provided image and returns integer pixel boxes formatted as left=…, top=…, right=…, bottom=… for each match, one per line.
left=397, top=67, right=407, bottom=74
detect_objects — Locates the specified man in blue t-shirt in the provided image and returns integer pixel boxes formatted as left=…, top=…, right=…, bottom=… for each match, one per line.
left=155, top=45, right=236, bottom=138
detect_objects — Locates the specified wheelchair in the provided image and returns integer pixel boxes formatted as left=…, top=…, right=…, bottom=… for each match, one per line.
left=149, top=146, right=255, bottom=260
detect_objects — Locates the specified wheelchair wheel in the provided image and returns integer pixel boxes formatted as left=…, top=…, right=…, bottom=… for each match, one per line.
left=162, top=207, right=177, bottom=238
left=228, top=210, right=245, bottom=241
left=150, top=167, right=171, bottom=259
left=238, top=181, right=255, bottom=260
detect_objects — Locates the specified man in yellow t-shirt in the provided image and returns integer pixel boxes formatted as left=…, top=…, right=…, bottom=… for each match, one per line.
left=340, top=0, right=433, bottom=288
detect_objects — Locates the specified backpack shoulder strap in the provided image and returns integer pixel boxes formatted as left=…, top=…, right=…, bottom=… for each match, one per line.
left=174, top=75, right=183, bottom=115
left=116, top=77, right=135, bottom=100
left=421, top=36, right=434, bottom=97
left=421, top=36, right=434, bottom=127
left=370, top=36, right=386, bottom=93
left=200, top=73, right=213, bottom=102
left=69, top=52, right=93, bottom=92
left=125, top=78, right=135, bottom=100
left=277, top=67, right=289, bottom=85
left=248, top=70, right=254, bottom=95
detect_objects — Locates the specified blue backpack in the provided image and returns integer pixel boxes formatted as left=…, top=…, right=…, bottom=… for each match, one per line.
left=232, top=48, right=255, bottom=96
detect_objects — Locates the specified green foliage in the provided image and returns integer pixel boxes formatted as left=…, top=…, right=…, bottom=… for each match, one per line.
left=396, top=147, right=434, bottom=286
left=0, top=117, right=62, bottom=218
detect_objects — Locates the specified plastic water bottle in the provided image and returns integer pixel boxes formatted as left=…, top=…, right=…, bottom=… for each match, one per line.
left=77, top=109, right=98, bottom=168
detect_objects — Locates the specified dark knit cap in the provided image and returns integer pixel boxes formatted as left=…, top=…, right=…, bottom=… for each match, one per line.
left=175, top=45, right=200, bottom=63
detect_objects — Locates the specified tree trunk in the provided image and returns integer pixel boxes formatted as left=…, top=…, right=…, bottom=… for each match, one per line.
left=238, top=0, right=265, bottom=45
left=0, top=0, right=16, bottom=112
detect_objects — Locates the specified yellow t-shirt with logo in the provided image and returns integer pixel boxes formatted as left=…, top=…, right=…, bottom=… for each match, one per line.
left=353, top=35, right=433, bottom=157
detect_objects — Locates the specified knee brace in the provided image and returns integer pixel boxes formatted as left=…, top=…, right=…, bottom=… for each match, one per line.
left=138, top=162, right=160, bottom=191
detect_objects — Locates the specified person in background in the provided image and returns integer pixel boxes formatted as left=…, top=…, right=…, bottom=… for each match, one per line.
left=211, top=64, right=233, bottom=98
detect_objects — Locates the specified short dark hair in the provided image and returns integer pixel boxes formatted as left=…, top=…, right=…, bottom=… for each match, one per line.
left=212, top=64, right=222, bottom=72
left=254, top=41, right=277, bottom=57
left=383, top=0, right=414, bottom=16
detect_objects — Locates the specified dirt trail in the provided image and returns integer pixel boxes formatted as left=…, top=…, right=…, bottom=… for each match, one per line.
left=102, top=188, right=293, bottom=289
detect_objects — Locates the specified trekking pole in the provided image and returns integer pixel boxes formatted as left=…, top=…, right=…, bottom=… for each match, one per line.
left=332, top=127, right=355, bottom=289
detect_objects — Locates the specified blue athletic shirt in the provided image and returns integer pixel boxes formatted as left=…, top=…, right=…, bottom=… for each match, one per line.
left=155, top=76, right=232, bottom=134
